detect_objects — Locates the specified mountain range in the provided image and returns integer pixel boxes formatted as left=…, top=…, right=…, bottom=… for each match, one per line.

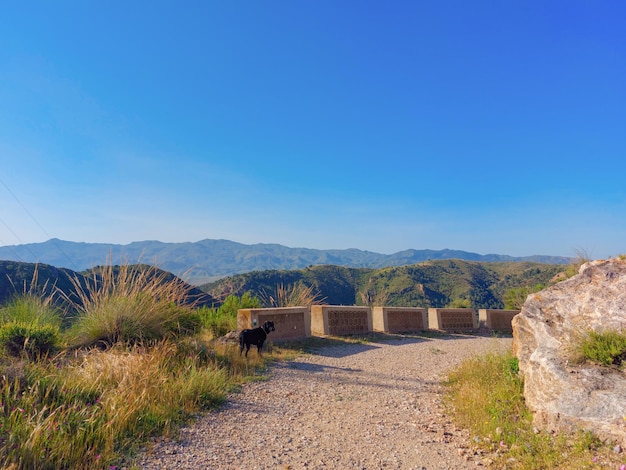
left=0, top=238, right=571, bottom=285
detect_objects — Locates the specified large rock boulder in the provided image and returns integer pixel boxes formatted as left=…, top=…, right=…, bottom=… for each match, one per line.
left=512, top=258, right=626, bottom=446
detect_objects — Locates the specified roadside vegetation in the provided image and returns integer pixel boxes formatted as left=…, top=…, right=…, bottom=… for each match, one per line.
left=578, top=330, right=626, bottom=367
left=445, top=351, right=624, bottom=469
left=3, top=257, right=624, bottom=469
left=0, top=263, right=280, bottom=469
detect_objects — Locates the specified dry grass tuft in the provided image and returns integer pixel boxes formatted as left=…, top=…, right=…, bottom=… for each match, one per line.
left=262, top=282, right=325, bottom=307
left=63, top=261, right=198, bottom=347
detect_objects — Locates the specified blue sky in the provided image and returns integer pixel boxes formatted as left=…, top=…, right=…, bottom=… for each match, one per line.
left=0, top=1, right=624, bottom=259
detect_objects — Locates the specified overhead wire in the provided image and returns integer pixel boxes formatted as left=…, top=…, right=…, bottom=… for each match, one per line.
left=0, top=174, right=80, bottom=270
left=0, top=233, right=27, bottom=262
left=0, top=214, right=36, bottom=261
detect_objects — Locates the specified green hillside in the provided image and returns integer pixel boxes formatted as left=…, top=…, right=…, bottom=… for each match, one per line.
left=0, top=259, right=568, bottom=311
left=201, top=260, right=567, bottom=309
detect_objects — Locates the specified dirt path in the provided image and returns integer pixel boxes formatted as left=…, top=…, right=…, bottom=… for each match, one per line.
left=136, top=334, right=512, bottom=469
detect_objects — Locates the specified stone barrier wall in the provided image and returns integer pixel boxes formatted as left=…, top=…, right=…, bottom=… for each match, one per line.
left=427, top=308, right=478, bottom=331
left=372, top=306, right=428, bottom=333
left=310, top=305, right=372, bottom=336
left=237, top=307, right=310, bottom=341
left=478, top=309, right=519, bottom=332
left=236, top=306, right=516, bottom=339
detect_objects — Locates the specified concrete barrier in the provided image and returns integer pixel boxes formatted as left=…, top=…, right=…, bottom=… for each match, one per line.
left=427, top=308, right=478, bottom=332
left=237, top=307, right=310, bottom=341
left=310, top=305, right=372, bottom=336
left=236, top=305, right=517, bottom=341
left=372, top=306, right=428, bottom=333
left=478, top=309, right=519, bottom=332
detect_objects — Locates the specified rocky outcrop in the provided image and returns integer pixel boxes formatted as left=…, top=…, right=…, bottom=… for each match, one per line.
left=512, top=258, right=626, bottom=446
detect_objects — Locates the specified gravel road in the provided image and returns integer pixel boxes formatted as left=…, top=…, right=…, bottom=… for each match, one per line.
left=136, top=334, right=512, bottom=469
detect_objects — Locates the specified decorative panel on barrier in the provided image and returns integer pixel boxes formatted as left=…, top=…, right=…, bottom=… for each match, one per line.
left=478, top=309, right=519, bottom=332
left=372, top=307, right=428, bottom=333
left=237, top=307, right=310, bottom=341
left=310, top=305, right=372, bottom=336
left=427, top=308, right=478, bottom=331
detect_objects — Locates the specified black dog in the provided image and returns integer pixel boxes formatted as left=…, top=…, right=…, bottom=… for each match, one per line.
left=239, top=321, right=275, bottom=357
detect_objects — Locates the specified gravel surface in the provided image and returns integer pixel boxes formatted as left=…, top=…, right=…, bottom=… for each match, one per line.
left=136, top=334, right=512, bottom=469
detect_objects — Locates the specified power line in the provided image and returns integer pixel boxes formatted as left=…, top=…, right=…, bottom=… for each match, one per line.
left=0, top=233, right=27, bottom=262
left=0, top=214, right=42, bottom=261
left=0, top=174, right=80, bottom=270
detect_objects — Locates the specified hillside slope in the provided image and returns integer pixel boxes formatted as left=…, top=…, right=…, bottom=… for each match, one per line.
left=202, top=260, right=567, bottom=309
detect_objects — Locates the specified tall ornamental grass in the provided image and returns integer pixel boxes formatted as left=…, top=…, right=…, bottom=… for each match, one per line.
left=65, top=262, right=200, bottom=348
left=262, top=282, right=325, bottom=307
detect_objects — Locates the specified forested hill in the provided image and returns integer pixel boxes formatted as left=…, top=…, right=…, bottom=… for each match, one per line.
left=201, top=260, right=569, bottom=310
left=0, top=239, right=572, bottom=285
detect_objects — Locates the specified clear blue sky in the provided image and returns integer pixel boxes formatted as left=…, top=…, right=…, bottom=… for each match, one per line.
left=1, top=1, right=624, bottom=259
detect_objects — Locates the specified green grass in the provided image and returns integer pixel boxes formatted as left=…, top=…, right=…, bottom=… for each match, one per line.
left=64, top=263, right=201, bottom=348
left=0, top=263, right=277, bottom=469
left=0, top=334, right=273, bottom=469
left=445, top=351, right=625, bottom=469
left=197, top=292, right=262, bottom=339
left=580, top=330, right=626, bottom=367
left=0, top=295, right=63, bottom=358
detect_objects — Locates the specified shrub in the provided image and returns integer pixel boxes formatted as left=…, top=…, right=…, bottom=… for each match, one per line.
left=0, top=295, right=62, bottom=357
left=0, top=322, right=59, bottom=357
left=198, top=292, right=260, bottom=337
left=580, top=330, right=626, bottom=366
left=503, top=284, right=544, bottom=310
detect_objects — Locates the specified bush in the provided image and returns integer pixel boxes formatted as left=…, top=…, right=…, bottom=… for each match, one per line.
left=503, top=284, right=544, bottom=310
left=198, top=293, right=260, bottom=337
left=0, top=295, right=62, bottom=357
left=580, top=330, right=626, bottom=366
left=0, top=322, right=59, bottom=357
